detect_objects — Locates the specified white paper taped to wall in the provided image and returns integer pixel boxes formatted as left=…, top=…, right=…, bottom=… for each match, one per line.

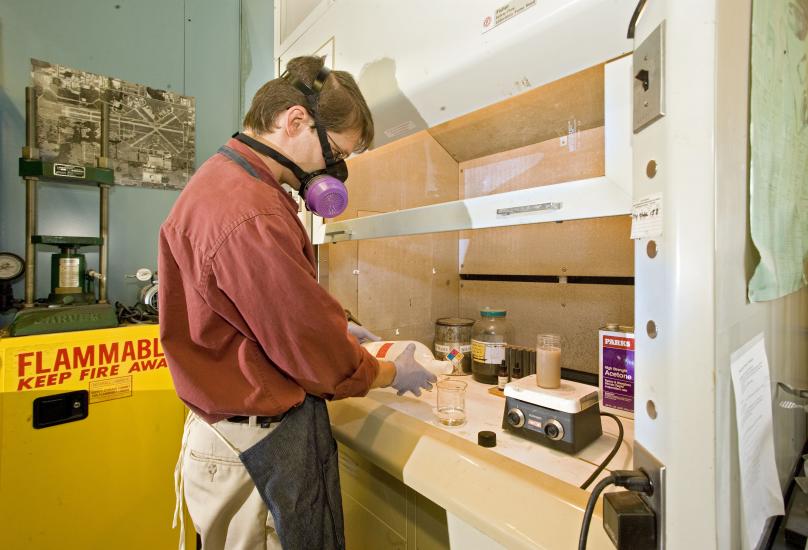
left=630, top=193, right=663, bottom=239
left=730, top=334, right=785, bottom=549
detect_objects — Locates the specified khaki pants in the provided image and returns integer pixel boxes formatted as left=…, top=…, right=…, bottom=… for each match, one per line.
left=180, top=415, right=283, bottom=550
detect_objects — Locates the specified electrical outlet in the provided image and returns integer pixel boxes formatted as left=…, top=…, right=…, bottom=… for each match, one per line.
left=633, top=442, right=666, bottom=549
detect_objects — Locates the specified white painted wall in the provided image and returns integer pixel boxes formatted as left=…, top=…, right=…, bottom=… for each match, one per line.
left=714, top=0, right=808, bottom=548
left=277, top=0, right=325, bottom=44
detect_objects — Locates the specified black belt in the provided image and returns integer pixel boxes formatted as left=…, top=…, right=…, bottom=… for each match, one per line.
left=227, top=413, right=287, bottom=428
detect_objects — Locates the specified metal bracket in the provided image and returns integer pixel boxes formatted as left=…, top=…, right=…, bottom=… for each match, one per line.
left=633, top=442, right=666, bottom=549
left=18, top=158, right=115, bottom=186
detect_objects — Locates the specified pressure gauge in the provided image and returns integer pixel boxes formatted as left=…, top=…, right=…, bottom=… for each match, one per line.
left=135, top=268, right=153, bottom=282
left=0, top=252, right=24, bottom=281
left=140, top=283, right=158, bottom=309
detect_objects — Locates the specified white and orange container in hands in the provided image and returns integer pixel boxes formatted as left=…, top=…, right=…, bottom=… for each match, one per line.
left=361, top=340, right=454, bottom=377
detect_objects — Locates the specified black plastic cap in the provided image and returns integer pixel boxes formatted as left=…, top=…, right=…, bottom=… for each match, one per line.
left=478, top=430, right=497, bottom=448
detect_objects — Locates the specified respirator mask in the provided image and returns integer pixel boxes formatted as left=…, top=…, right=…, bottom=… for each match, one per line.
left=234, top=66, right=350, bottom=218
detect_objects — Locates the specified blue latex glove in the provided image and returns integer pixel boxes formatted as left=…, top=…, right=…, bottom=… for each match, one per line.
left=391, top=343, right=437, bottom=397
left=347, top=321, right=381, bottom=344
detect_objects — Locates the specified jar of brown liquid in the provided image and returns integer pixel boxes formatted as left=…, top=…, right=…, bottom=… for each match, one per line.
left=536, top=334, right=562, bottom=388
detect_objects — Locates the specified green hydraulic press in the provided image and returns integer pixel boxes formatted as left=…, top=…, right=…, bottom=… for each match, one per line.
left=8, top=87, right=118, bottom=336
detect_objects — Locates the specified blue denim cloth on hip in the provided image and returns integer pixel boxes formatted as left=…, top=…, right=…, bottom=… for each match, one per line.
left=239, top=394, right=345, bottom=550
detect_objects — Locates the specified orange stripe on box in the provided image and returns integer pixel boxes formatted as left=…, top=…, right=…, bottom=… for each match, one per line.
left=375, top=342, right=394, bottom=359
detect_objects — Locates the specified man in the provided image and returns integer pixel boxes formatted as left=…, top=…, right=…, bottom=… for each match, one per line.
left=158, top=56, right=436, bottom=550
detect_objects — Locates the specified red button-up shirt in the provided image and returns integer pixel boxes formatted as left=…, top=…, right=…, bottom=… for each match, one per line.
left=158, top=138, right=378, bottom=423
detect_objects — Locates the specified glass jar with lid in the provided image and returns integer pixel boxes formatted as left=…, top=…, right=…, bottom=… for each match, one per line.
left=434, top=317, right=475, bottom=375
left=471, top=308, right=513, bottom=384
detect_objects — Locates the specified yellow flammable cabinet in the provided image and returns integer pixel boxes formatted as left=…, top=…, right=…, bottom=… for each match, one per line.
left=0, top=325, right=192, bottom=550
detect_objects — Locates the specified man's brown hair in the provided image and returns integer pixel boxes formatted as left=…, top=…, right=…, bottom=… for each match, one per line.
left=243, top=56, right=374, bottom=153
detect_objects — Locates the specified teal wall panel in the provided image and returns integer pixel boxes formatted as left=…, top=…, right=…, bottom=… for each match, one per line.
left=0, top=0, right=244, bottom=309
left=241, top=0, right=276, bottom=119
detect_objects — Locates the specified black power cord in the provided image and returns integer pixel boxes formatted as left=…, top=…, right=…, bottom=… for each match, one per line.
left=579, top=475, right=616, bottom=550
left=115, top=301, right=158, bottom=324
left=578, top=470, right=654, bottom=550
left=580, top=412, right=624, bottom=490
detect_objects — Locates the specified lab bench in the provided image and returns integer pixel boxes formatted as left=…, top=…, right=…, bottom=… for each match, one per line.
left=329, top=376, right=634, bottom=549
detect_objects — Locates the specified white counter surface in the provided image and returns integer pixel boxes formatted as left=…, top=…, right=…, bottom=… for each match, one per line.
left=365, top=376, right=634, bottom=490
left=329, top=376, right=634, bottom=549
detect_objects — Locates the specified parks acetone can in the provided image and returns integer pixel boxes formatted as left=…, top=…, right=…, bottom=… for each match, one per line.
left=598, top=324, right=635, bottom=419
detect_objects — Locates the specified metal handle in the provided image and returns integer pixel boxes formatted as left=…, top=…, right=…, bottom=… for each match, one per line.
left=777, top=382, right=808, bottom=399
left=497, top=202, right=562, bottom=216
left=325, top=229, right=352, bottom=242
left=627, top=0, right=648, bottom=39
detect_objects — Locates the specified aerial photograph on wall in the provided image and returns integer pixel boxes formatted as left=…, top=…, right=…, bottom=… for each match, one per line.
left=31, top=58, right=195, bottom=189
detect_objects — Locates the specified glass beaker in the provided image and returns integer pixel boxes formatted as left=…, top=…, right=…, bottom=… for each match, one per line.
left=536, top=334, right=562, bottom=389
left=436, top=379, right=467, bottom=426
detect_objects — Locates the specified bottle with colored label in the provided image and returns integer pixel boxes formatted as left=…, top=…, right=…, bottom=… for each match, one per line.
left=361, top=340, right=454, bottom=376
left=471, top=308, right=512, bottom=384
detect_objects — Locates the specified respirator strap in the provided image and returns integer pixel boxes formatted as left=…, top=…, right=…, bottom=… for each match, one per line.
left=287, top=66, right=339, bottom=166
left=231, top=132, right=310, bottom=185
left=233, top=64, right=346, bottom=198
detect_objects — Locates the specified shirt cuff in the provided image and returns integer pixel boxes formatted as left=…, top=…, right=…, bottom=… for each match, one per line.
left=332, top=347, right=380, bottom=400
